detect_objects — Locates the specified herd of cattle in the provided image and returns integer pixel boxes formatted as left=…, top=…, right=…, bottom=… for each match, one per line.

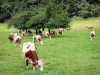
left=8, top=28, right=95, bottom=71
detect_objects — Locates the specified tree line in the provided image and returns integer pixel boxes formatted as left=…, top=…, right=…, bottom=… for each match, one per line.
left=0, top=0, right=100, bottom=34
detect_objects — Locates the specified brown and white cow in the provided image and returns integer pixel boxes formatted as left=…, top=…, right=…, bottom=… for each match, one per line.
left=22, top=42, right=44, bottom=71
left=50, top=31, right=56, bottom=36
left=8, top=33, right=22, bottom=45
left=8, top=33, right=14, bottom=42
left=33, top=35, right=43, bottom=45
left=58, top=28, right=64, bottom=35
left=90, top=31, right=95, bottom=41
left=17, top=30, right=25, bottom=37
left=21, top=31, right=25, bottom=37
left=42, top=31, right=51, bottom=39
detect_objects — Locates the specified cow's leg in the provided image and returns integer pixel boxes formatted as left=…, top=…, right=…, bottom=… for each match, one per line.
left=33, top=65, right=36, bottom=71
left=62, top=31, right=63, bottom=34
left=26, top=59, right=29, bottom=69
left=38, top=60, right=44, bottom=71
left=90, top=37, right=93, bottom=41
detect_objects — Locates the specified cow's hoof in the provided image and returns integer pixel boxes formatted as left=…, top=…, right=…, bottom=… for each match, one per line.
left=26, top=66, right=29, bottom=69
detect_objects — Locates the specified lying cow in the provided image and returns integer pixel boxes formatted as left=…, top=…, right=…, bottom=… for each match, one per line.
left=8, top=33, right=22, bottom=45
left=42, top=31, right=51, bottom=39
left=90, top=31, right=95, bottom=41
left=33, top=35, right=43, bottom=45
left=22, top=42, right=44, bottom=71
left=58, top=28, right=64, bottom=35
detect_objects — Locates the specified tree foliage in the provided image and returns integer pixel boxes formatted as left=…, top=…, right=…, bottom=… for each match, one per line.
left=0, top=0, right=100, bottom=32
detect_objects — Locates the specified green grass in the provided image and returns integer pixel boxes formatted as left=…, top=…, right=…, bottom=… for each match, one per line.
left=0, top=23, right=100, bottom=75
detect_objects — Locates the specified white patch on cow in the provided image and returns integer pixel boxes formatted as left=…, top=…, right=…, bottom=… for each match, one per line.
left=42, top=31, right=49, bottom=37
left=35, top=35, right=41, bottom=41
left=29, top=59, right=33, bottom=64
left=45, top=32, right=49, bottom=37
left=90, top=31, right=95, bottom=35
left=33, top=66, right=36, bottom=71
left=14, top=35, right=21, bottom=42
left=22, top=42, right=36, bottom=56
left=62, top=31, right=63, bottom=34
left=38, top=60, right=44, bottom=71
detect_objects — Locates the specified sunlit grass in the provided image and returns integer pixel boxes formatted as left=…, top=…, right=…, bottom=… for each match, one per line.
left=70, top=17, right=100, bottom=30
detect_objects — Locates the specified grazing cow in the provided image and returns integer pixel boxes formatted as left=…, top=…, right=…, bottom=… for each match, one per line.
left=50, top=31, right=56, bottom=36
left=33, top=35, right=43, bottom=45
left=58, top=28, right=64, bottom=35
left=17, top=30, right=25, bottom=37
left=42, top=31, right=51, bottom=39
left=8, top=33, right=14, bottom=42
left=21, top=31, right=25, bottom=37
left=13, top=34, right=22, bottom=45
left=90, top=31, right=95, bottom=41
left=8, top=33, right=22, bottom=45
left=28, top=30, right=32, bottom=35
left=22, top=42, right=44, bottom=71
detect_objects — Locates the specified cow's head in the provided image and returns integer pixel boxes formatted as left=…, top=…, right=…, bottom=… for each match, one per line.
left=37, top=60, right=44, bottom=71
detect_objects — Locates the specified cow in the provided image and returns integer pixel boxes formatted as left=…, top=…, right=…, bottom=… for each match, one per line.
left=50, top=31, right=56, bottom=36
left=8, top=33, right=22, bottom=45
left=42, top=31, right=51, bottom=39
left=22, top=42, right=44, bottom=71
left=66, top=27, right=70, bottom=31
left=27, top=29, right=32, bottom=35
left=33, top=35, right=43, bottom=45
left=21, top=31, right=25, bottom=37
left=17, top=30, right=25, bottom=37
left=58, top=28, right=64, bottom=35
left=8, top=33, right=14, bottom=42
left=90, top=31, right=95, bottom=41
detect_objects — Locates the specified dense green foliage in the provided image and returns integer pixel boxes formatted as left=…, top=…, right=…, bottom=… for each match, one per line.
left=0, top=0, right=100, bottom=31
left=0, top=23, right=100, bottom=75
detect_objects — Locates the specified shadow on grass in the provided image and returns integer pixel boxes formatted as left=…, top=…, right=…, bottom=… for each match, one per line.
left=51, top=35, right=78, bottom=39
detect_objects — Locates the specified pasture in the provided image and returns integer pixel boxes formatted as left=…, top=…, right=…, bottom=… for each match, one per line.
left=70, top=17, right=100, bottom=30
left=0, top=23, right=100, bottom=75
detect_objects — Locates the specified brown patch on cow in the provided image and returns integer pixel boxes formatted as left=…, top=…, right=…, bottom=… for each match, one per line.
left=8, top=33, right=14, bottom=42
left=91, top=33, right=95, bottom=38
left=34, top=37, right=36, bottom=42
left=25, top=50, right=39, bottom=66
left=16, top=38, right=21, bottom=45
left=50, top=31, right=56, bottom=36
left=38, top=37, right=42, bottom=42
left=58, top=30, right=62, bottom=35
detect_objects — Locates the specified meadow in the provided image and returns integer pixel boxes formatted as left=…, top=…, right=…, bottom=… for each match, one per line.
left=0, top=23, right=100, bottom=75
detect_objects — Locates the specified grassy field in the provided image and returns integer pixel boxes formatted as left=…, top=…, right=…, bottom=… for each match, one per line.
left=0, top=23, right=100, bottom=75
left=70, top=17, right=100, bottom=30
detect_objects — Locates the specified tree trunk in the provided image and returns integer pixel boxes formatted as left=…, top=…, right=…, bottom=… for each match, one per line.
left=42, top=27, right=45, bottom=31
left=25, top=28, right=28, bottom=33
left=48, top=28, right=51, bottom=34
left=36, top=29, right=38, bottom=35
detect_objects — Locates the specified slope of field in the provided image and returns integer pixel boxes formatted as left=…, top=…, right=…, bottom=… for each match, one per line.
left=0, top=23, right=100, bottom=75
left=70, top=17, right=100, bottom=30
